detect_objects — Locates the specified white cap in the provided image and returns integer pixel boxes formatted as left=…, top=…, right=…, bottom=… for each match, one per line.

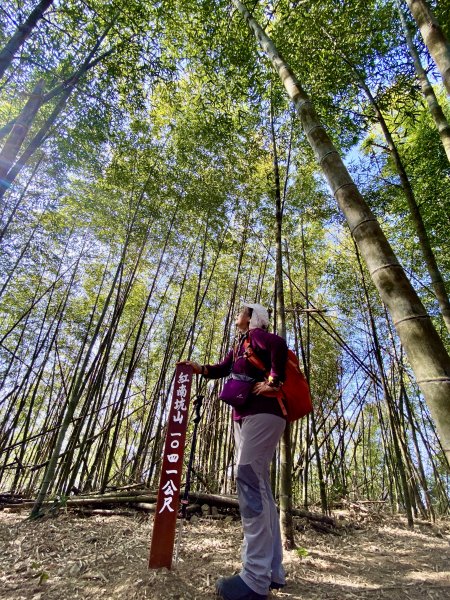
left=243, top=302, right=269, bottom=329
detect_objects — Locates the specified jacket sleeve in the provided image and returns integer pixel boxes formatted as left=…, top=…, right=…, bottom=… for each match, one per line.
left=203, top=349, right=233, bottom=379
left=250, top=329, right=287, bottom=382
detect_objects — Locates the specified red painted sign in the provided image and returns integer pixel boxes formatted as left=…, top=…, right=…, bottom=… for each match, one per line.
left=149, top=363, right=193, bottom=569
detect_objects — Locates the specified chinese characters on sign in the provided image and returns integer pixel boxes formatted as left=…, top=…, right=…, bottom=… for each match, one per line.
left=173, top=378, right=188, bottom=423
left=149, top=364, right=193, bottom=569
left=158, top=432, right=180, bottom=514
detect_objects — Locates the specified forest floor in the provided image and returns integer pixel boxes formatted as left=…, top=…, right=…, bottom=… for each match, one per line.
left=0, top=506, right=449, bottom=600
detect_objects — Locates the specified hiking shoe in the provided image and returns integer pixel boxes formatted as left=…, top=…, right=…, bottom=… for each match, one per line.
left=215, top=575, right=267, bottom=600
left=269, top=581, right=285, bottom=590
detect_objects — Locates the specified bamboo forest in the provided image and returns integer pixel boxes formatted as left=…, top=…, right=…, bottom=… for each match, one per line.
left=1, top=1, right=450, bottom=598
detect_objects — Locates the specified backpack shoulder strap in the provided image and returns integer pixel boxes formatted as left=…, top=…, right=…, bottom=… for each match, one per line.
left=244, top=332, right=267, bottom=373
left=246, top=333, right=288, bottom=417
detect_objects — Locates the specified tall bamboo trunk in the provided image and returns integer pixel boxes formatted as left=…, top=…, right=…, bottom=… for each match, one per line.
left=402, top=385, right=436, bottom=520
left=0, top=230, right=75, bottom=454
left=0, top=45, right=115, bottom=144
left=270, top=103, right=296, bottom=548
left=53, top=252, right=115, bottom=492
left=99, top=220, right=176, bottom=492
left=232, top=0, right=450, bottom=465
left=0, top=154, right=43, bottom=243
left=29, top=227, right=135, bottom=516
left=397, top=0, right=450, bottom=163
left=0, top=87, right=72, bottom=204
left=9, top=248, right=77, bottom=492
left=321, top=32, right=450, bottom=334
left=355, top=244, right=414, bottom=527
left=297, top=223, right=311, bottom=509
left=0, top=80, right=44, bottom=187
left=187, top=216, right=209, bottom=359
left=405, top=0, right=450, bottom=95
left=132, top=235, right=199, bottom=479
left=285, top=243, right=307, bottom=506
left=299, top=219, right=328, bottom=513
left=0, top=0, right=54, bottom=79
left=359, top=79, right=450, bottom=333
left=0, top=18, right=117, bottom=202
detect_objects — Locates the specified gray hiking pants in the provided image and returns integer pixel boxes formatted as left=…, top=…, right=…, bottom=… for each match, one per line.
left=234, top=413, right=286, bottom=596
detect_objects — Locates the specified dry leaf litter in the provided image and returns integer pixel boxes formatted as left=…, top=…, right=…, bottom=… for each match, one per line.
left=0, top=507, right=449, bottom=599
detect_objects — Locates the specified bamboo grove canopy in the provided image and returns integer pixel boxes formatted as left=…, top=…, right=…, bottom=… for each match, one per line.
left=0, top=0, right=449, bottom=519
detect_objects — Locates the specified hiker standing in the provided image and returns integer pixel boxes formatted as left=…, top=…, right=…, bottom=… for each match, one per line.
left=183, top=303, right=287, bottom=600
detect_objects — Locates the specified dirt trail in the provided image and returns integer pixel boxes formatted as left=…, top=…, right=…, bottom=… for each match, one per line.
left=0, top=509, right=449, bottom=599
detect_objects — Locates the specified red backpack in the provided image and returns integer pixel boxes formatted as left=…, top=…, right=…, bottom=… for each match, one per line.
left=243, top=336, right=312, bottom=422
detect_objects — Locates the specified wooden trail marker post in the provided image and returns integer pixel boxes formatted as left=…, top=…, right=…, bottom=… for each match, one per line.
left=149, top=363, right=193, bottom=569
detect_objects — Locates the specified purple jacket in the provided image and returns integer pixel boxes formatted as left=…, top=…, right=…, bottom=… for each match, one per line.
left=204, top=328, right=288, bottom=419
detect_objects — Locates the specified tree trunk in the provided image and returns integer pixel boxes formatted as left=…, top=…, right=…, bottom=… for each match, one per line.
left=0, top=154, right=43, bottom=243
left=0, top=0, right=54, bottom=79
left=358, top=77, right=450, bottom=334
left=297, top=219, right=328, bottom=513
left=0, top=45, right=115, bottom=143
left=320, top=30, right=450, bottom=334
left=397, top=0, right=450, bottom=163
left=0, top=87, right=72, bottom=203
left=0, top=79, right=44, bottom=186
left=405, top=0, right=450, bottom=95
left=99, top=210, right=178, bottom=492
left=29, top=229, right=134, bottom=517
left=232, top=0, right=450, bottom=465
left=354, top=243, right=414, bottom=527
left=270, top=102, right=296, bottom=548
left=0, top=18, right=117, bottom=201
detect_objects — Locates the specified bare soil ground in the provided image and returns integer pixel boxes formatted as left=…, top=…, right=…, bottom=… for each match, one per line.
left=0, top=508, right=449, bottom=599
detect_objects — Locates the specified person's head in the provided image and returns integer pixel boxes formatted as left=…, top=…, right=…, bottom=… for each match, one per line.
left=235, top=302, right=269, bottom=332
left=235, top=306, right=252, bottom=332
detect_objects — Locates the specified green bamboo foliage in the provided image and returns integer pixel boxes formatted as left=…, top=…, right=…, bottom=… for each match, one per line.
left=232, top=0, right=450, bottom=466
left=0, top=0, right=448, bottom=520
